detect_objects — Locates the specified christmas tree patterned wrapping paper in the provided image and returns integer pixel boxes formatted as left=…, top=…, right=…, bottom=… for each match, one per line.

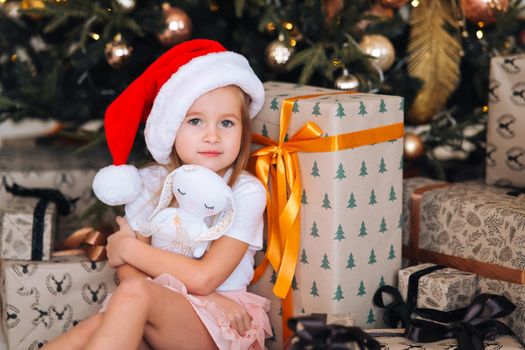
left=367, top=329, right=525, bottom=349
left=0, top=197, right=57, bottom=261
left=0, top=255, right=117, bottom=350
left=248, top=82, right=404, bottom=348
left=402, top=177, right=525, bottom=340
left=398, top=263, right=479, bottom=313
left=487, top=53, right=525, bottom=188
left=0, top=144, right=111, bottom=237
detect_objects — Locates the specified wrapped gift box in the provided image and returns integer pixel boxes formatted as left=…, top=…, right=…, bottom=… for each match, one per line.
left=487, top=53, right=525, bottom=188
left=398, top=263, right=479, bottom=313
left=402, top=177, right=525, bottom=339
left=0, top=197, right=57, bottom=261
left=0, top=255, right=117, bottom=349
left=249, top=82, right=404, bottom=348
left=368, top=329, right=524, bottom=349
left=0, top=143, right=111, bottom=236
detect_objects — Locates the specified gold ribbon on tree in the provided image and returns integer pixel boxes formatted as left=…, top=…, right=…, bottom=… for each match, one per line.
left=250, top=92, right=404, bottom=342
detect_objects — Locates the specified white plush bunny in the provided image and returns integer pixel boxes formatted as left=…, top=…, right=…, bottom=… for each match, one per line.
left=137, top=164, right=234, bottom=258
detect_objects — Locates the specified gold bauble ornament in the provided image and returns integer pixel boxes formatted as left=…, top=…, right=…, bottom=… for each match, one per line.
left=460, top=0, right=508, bottom=24
left=359, top=34, right=395, bottom=71
left=157, top=4, right=192, bottom=47
left=380, top=0, right=409, bottom=8
left=20, top=0, right=45, bottom=20
left=334, top=69, right=359, bottom=91
left=403, top=133, right=425, bottom=160
left=265, top=38, right=294, bottom=71
left=104, top=34, right=133, bottom=68
left=115, top=0, right=136, bottom=13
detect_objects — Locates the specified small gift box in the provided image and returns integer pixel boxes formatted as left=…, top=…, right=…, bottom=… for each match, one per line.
left=397, top=263, right=479, bottom=313
left=0, top=255, right=117, bottom=350
left=0, top=197, right=57, bottom=261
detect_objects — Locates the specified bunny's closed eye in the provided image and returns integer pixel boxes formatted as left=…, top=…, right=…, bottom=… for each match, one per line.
left=204, top=203, right=214, bottom=210
left=177, top=188, right=186, bottom=195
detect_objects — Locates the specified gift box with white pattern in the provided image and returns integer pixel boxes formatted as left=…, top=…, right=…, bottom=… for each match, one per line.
left=0, top=255, right=117, bottom=350
left=248, top=82, right=404, bottom=348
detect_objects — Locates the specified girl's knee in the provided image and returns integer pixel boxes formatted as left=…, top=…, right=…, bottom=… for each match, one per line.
left=74, top=313, right=103, bottom=336
left=114, top=277, right=152, bottom=302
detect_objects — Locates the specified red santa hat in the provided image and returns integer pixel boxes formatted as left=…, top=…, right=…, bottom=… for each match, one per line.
left=92, top=39, right=265, bottom=206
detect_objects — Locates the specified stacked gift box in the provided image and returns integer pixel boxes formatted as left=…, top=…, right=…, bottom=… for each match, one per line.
left=401, top=177, right=525, bottom=341
left=248, top=81, right=404, bottom=348
left=0, top=142, right=118, bottom=349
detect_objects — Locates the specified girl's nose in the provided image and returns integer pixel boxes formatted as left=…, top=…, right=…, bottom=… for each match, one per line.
left=203, top=125, right=220, bottom=143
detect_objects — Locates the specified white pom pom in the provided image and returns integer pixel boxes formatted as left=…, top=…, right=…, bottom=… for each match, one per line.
left=92, top=164, right=143, bottom=206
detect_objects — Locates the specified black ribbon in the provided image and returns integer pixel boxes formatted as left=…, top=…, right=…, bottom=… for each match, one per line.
left=507, top=188, right=525, bottom=197
left=406, top=293, right=524, bottom=350
left=373, top=264, right=466, bottom=328
left=287, top=316, right=381, bottom=350
left=4, top=182, right=78, bottom=260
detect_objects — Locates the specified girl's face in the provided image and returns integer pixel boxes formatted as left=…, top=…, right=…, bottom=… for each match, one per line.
left=175, top=86, right=244, bottom=176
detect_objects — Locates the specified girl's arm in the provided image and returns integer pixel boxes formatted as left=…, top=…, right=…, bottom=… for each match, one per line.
left=117, top=234, right=248, bottom=295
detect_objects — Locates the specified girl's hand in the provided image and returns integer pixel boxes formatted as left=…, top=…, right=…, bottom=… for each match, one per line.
left=106, top=216, right=137, bottom=268
left=204, top=292, right=252, bottom=336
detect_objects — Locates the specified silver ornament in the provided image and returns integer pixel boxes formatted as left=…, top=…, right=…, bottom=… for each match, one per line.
left=359, top=34, right=395, bottom=71
left=334, top=70, right=359, bottom=91
left=265, top=37, right=294, bottom=71
left=115, top=0, right=136, bottom=13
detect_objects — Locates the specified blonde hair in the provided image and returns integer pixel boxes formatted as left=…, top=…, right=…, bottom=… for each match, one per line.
left=167, top=87, right=252, bottom=188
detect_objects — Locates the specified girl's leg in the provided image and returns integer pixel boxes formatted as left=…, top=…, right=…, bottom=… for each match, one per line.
left=42, top=313, right=103, bottom=350
left=84, top=278, right=217, bottom=350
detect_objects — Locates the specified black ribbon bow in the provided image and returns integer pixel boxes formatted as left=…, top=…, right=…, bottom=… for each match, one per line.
left=287, top=316, right=381, bottom=350
left=406, top=293, right=523, bottom=350
left=4, top=182, right=78, bottom=260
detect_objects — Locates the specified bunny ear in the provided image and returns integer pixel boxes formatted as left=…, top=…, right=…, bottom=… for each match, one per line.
left=148, top=169, right=177, bottom=221
left=195, top=187, right=235, bottom=242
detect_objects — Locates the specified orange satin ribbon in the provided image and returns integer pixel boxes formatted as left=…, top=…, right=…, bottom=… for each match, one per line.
left=52, top=227, right=108, bottom=261
left=250, top=92, right=404, bottom=342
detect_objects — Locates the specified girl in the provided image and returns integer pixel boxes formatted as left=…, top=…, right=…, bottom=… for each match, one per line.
left=43, top=39, right=271, bottom=350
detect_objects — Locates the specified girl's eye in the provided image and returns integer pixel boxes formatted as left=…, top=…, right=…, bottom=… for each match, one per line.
left=188, top=118, right=202, bottom=126
left=177, top=188, right=186, bottom=196
left=220, top=120, right=234, bottom=128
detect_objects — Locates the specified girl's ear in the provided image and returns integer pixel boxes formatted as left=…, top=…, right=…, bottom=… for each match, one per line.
left=148, top=170, right=177, bottom=220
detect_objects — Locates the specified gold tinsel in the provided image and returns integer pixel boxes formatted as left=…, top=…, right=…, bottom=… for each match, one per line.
left=407, top=0, right=461, bottom=124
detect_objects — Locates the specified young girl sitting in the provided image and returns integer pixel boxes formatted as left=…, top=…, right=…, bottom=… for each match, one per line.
left=43, top=39, right=272, bottom=350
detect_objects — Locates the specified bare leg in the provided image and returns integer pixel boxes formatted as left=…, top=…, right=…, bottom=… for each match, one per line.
left=84, top=278, right=217, bottom=350
left=42, top=313, right=103, bottom=350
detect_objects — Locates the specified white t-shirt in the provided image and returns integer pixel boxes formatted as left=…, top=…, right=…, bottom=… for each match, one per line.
left=125, top=165, right=266, bottom=292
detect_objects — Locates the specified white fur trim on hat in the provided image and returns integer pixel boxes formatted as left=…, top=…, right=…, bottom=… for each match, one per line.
left=145, top=51, right=265, bottom=165
left=92, top=164, right=143, bottom=206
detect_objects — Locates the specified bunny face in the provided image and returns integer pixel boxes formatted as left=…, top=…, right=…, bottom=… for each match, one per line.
left=170, top=165, right=231, bottom=219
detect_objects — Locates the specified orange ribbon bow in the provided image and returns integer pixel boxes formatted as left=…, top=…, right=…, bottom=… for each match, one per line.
left=53, top=227, right=108, bottom=261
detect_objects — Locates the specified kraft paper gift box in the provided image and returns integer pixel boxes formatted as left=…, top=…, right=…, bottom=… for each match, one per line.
left=0, top=197, right=57, bottom=261
left=248, top=82, right=404, bottom=348
left=0, top=143, right=111, bottom=235
left=367, top=329, right=525, bottom=349
left=402, top=177, right=525, bottom=339
left=0, top=255, right=117, bottom=350
left=486, top=53, right=525, bottom=188
left=398, top=263, right=479, bottom=313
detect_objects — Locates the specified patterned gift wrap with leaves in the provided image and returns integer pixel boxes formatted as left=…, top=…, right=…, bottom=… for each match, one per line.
left=0, top=197, right=57, bottom=261
left=248, top=82, right=404, bottom=348
left=0, top=144, right=111, bottom=237
left=487, top=53, right=525, bottom=189
left=402, top=177, right=525, bottom=340
left=367, top=329, right=525, bottom=349
left=0, top=255, right=117, bottom=350
left=398, top=263, right=479, bottom=313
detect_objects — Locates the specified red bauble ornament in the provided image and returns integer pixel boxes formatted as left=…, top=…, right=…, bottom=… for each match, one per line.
left=460, top=0, right=508, bottom=24
left=380, top=0, right=408, bottom=9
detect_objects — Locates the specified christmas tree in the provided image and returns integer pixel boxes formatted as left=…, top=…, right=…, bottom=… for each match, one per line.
left=346, top=253, right=356, bottom=269
left=320, top=253, right=331, bottom=270
left=333, top=284, right=344, bottom=301
left=310, top=221, right=320, bottom=238
left=379, top=217, right=388, bottom=233
left=312, top=102, right=321, bottom=117
left=379, top=157, right=387, bottom=173
left=359, top=160, right=368, bottom=177
left=335, top=162, right=346, bottom=179
left=300, top=248, right=308, bottom=264
left=311, top=160, right=320, bottom=177
left=334, top=224, right=345, bottom=241
left=1, top=0, right=523, bottom=180
left=347, top=192, right=357, bottom=209
left=321, top=193, right=332, bottom=209
left=357, top=280, right=366, bottom=296
left=310, top=281, right=320, bottom=297
left=369, top=189, right=377, bottom=205
left=358, top=221, right=367, bottom=237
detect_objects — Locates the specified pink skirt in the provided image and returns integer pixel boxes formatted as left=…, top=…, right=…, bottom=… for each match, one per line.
left=102, top=273, right=272, bottom=350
